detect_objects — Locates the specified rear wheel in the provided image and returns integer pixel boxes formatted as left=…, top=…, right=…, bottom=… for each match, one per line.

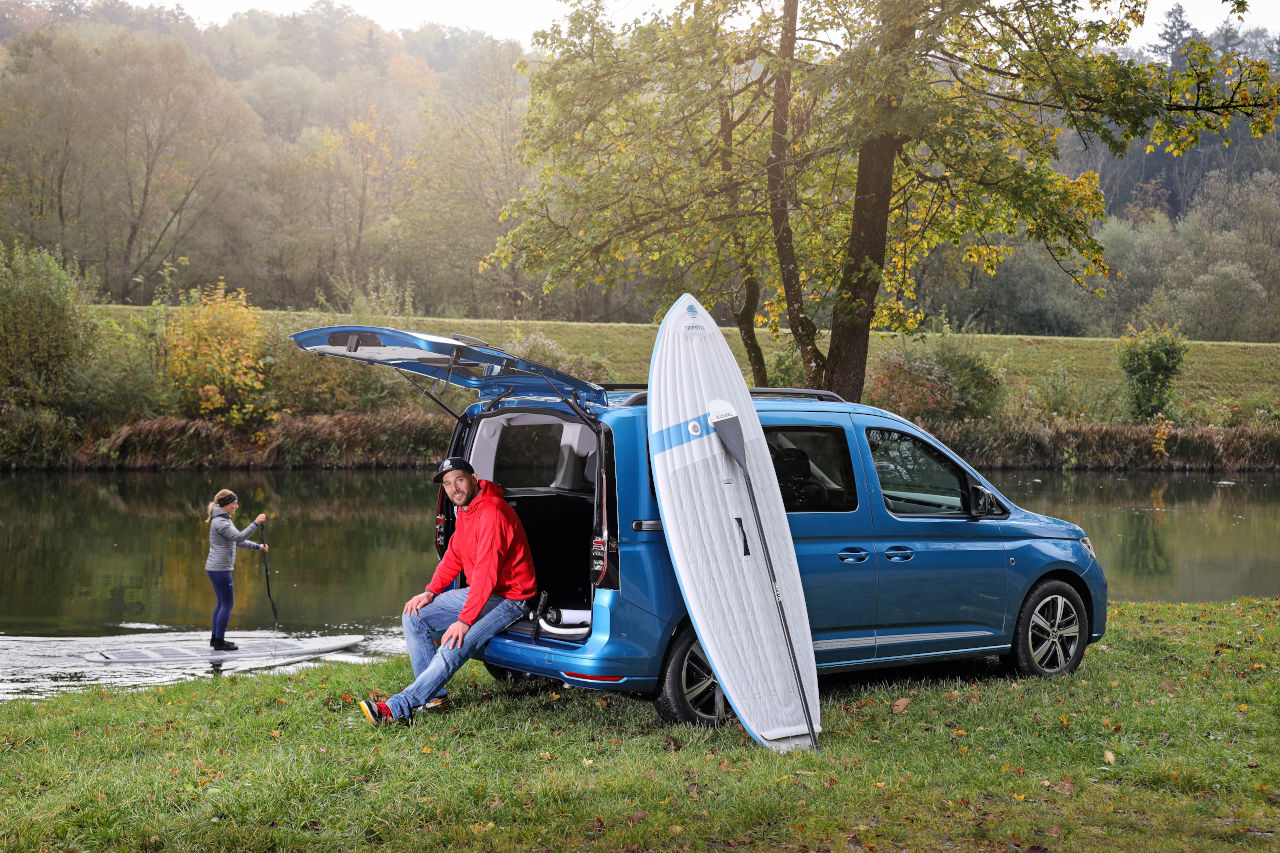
left=1009, top=580, right=1088, bottom=677
left=653, top=625, right=731, bottom=727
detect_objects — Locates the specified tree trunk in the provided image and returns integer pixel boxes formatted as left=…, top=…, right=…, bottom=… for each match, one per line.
left=765, top=0, right=825, bottom=388
left=733, top=270, right=769, bottom=387
left=824, top=7, right=915, bottom=402
left=825, top=130, right=901, bottom=401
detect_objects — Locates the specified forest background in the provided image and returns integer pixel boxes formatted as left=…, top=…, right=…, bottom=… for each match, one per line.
left=1, top=0, right=1279, bottom=469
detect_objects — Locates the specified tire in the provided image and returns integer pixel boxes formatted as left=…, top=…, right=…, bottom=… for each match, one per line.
left=1009, top=579, right=1088, bottom=677
left=653, top=625, right=731, bottom=727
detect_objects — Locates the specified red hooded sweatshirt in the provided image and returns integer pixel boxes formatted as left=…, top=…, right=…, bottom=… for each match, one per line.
left=425, top=480, right=538, bottom=625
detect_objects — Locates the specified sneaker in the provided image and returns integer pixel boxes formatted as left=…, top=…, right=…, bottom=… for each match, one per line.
left=211, top=639, right=238, bottom=651
left=359, top=699, right=407, bottom=727
left=422, top=696, right=448, bottom=711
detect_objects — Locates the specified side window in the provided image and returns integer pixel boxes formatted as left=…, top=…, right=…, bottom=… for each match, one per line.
left=493, top=425, right=561, bottom=487
left=764, top=426, right=858, bottom=513
left=865, top=428, right=966, bottom=516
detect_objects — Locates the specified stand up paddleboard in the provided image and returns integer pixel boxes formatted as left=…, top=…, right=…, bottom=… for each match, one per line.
left=85, top=635, right=364, bottom=665
left=648, top=294, right=820, bottom=752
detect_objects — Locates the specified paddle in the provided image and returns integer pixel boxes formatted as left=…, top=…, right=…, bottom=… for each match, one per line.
left=260, top=521, right=279, bottom=627
left=708, top=400, right=820, bottom=752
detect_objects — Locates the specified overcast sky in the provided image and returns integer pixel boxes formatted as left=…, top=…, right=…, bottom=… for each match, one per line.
left=166, top=1, right=1278, bottom=48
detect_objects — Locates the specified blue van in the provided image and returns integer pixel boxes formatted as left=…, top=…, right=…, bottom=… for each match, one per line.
left=292, top=325, right=1108, bottom=725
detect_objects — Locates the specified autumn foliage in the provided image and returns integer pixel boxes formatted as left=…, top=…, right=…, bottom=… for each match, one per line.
left=162, top=283, right=276, bottom=435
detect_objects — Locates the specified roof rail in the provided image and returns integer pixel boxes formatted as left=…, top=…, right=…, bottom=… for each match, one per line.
left=612, top=386, right=846, bottom=407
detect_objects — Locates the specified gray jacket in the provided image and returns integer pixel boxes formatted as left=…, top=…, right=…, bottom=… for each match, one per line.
left=206, top=509, right=262, bottom=572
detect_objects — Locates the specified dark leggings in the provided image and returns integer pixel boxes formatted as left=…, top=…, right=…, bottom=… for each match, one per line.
left=207, top=571, right=234, bottom=639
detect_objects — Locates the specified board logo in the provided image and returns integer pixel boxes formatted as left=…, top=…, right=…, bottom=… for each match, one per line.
left=681, top=302, right=710, bottom=335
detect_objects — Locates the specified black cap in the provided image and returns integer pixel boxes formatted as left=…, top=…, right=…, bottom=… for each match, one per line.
left=432, top=456, right=475, bottom=483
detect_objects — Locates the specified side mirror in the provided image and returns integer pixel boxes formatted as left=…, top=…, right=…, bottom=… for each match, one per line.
left=968, top=484, right=994, bottom=518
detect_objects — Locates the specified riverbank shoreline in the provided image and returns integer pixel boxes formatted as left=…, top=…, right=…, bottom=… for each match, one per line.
left=5, top=409, right=1280, bottom=472
left=2, top=598, right=1276, bottom=851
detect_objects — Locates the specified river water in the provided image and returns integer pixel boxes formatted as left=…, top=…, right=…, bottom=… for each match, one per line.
left=2, top=468, right=1277, bottom=697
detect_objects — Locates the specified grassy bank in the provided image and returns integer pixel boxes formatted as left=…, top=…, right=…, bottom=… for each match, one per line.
left=3, top=599, right=1278, bottom=851
left=98, top=305, right=1280, bottom=405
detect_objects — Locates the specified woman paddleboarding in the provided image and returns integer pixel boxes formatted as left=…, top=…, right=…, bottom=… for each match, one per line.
left=204, top=489, right=268, bottom=651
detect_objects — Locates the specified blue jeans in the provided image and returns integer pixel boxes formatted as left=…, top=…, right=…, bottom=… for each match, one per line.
left=386, top=589, right=530, bottom=720
left=207, top=571, right=234, bottom=639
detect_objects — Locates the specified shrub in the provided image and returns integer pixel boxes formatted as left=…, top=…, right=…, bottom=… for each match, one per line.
left=265, top=333, right=403, bottom=415
left=63, top=315, right=166, bottom=430
left=501, top=331, right=612, bottom=384
left=863, top=346, right=957, bottom=419
left=0, top=244, right=95, bottom=410
left=1016, top=356, right=1123, bottom=424
left=929, top=331, right=1006, bottom=418
left=768, top=343, right=805, bottom=389
left=1116, top=322, right=1188, bottom=422
left=863, top=331, right=1005, bottom=420
left=162, top=282, right=276, bottom=435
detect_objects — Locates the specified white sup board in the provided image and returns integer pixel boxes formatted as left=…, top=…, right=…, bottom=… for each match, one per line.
left=85, top=635, right=364, bottom=665
left=648, top=294, right=820, bottom=752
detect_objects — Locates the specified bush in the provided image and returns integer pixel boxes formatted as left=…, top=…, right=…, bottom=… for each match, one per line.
left=162, top=283, right=276, bottom=435
left=1014, top=356, right=1123, bottom=424
left=501, top=331, right=612, bottom=384
left=864, top=331, right=1005, bottom=420
left=265, top=333, right=403, bottom=415
left=1116, top=323, right=1188, bottom=422
left=63, top=315, right=166, bottom=430
left=0, top=244, right=95, bottom=410
left=768, top=343, right=805, bottom=389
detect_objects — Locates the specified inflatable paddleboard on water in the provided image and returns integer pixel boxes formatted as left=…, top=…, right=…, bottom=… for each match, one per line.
left=648, top=294, right=820, bottom=752
left=85, top=635, right=364, bottom=665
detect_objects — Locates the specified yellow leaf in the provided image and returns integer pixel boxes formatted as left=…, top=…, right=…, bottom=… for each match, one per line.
left=422, top=746, right=432, bottom=754
left=1103, top=750, right=1115, bottom=765
left=269, top=730, right=281, bottom=738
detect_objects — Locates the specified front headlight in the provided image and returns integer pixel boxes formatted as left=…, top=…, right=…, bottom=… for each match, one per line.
left=1080, top=537, right=1096, bottom=561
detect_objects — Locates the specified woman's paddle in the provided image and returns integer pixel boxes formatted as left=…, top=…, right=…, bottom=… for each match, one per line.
left=260, top=521, right=280, bottom=627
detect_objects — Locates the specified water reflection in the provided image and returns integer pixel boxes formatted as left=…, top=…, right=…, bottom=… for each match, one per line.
left=0, top=469, right=442, bottom=638
left=988, top=470, right=1280, bottom=603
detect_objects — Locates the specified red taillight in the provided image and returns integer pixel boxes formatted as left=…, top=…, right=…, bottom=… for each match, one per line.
left=561, top=671, right=623, bottom=682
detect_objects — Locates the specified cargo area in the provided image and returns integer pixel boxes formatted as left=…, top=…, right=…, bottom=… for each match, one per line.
left=459, top=411, right=601, bottom=641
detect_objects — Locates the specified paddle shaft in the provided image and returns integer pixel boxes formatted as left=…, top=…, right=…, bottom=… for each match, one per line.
left=260, top=521, right=279, bottom=625
left=713, top=414, right=819, bottom=751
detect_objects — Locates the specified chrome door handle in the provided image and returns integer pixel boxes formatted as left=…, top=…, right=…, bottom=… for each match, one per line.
left=837, top=548, right=870, bottom=564
left=884, top=546, right=915, bottom=562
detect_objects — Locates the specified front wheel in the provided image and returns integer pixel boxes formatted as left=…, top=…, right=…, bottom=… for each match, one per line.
left=1009, top=579, right=1088, bottom=677
left=653, top=625, right=731, bottom=727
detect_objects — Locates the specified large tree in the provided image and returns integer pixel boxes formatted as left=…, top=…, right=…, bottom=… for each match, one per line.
left=498, top=0, right=1278, bottom=398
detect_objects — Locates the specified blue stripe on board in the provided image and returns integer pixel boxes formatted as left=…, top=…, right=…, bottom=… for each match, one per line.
left=650, top=412, right=714, bottom=455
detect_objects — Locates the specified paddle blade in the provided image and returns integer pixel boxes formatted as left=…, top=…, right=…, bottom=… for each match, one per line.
left=708, top=399, right=748, bottom=472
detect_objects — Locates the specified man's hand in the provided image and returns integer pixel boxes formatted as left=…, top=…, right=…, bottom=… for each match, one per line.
left=404, top=590, right=435, bottom=615
left=440, top=621, right=470, bottom=649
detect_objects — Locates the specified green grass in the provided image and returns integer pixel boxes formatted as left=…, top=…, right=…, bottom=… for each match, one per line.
left=94, top=305, right=1280, bottom=406
left=4, top=599, right=1278, bottom=851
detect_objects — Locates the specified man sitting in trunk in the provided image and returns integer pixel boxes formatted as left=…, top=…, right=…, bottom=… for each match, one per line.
left=360, top=457, right=538, bottom=725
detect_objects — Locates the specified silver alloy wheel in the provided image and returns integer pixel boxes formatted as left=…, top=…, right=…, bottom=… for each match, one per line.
left=681, top=640, right=728, bottom=724
left=1027, top=593, right=1081, bottom=673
